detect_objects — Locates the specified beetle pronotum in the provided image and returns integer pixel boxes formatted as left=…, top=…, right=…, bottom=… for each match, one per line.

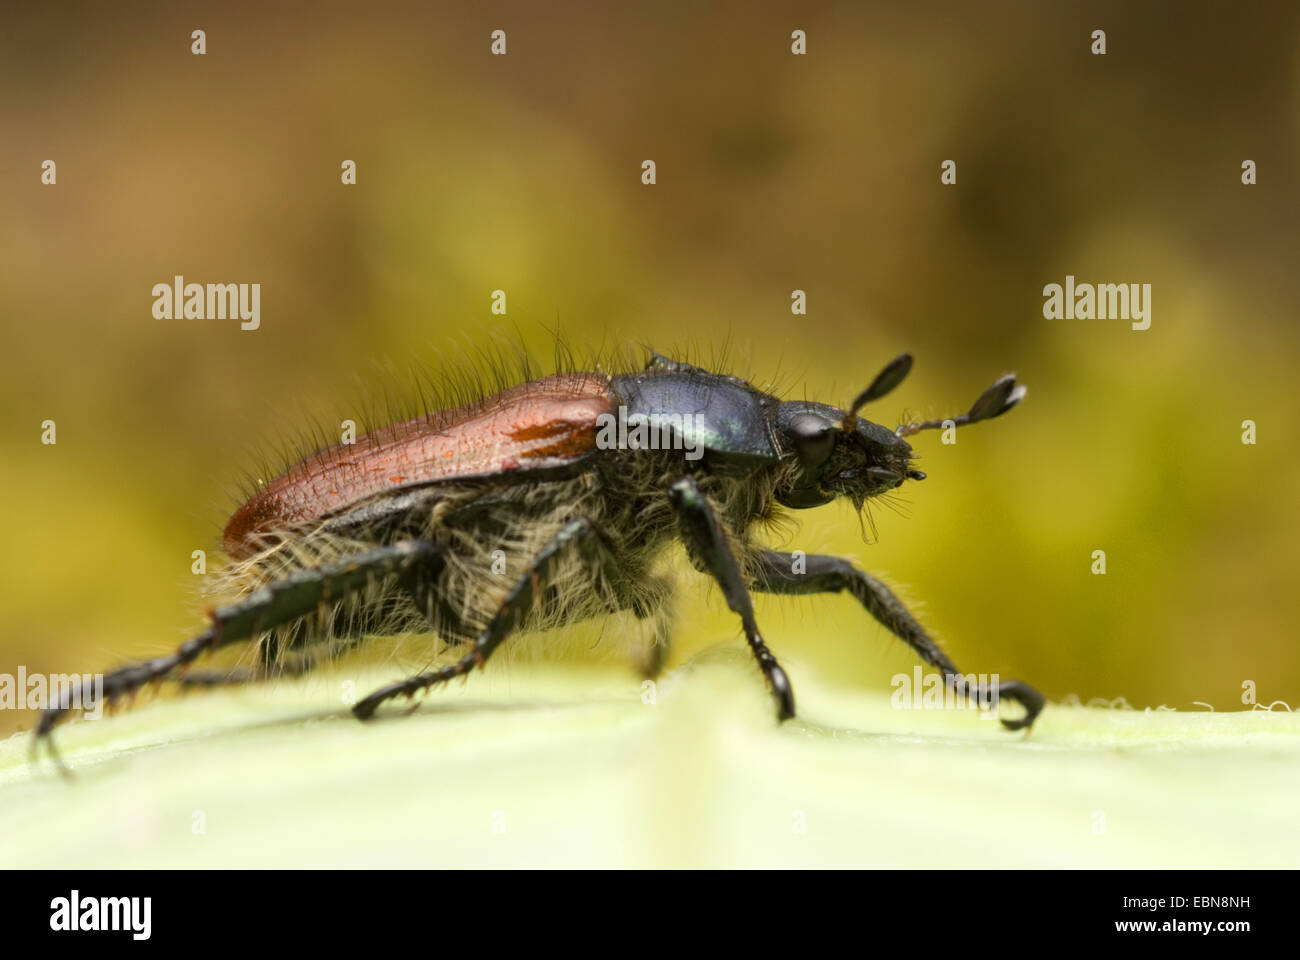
left=34, top=348, right=1043, bottom=773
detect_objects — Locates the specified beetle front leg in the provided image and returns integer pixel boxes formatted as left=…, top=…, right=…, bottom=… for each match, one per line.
left=751, top=551, right=1044, bottom=731
left=667, top=478, right=795, bottom=721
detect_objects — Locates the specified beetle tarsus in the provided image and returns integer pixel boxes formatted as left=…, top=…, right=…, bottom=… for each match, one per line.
left=767, top=660, right=796, bottom=721
left=993, top=679, right=1045, bottom=731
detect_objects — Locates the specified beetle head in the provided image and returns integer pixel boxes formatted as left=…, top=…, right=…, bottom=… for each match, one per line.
left=772, top=353, right=1026, bottom=511
left=774, top=401, right=918, bottom=509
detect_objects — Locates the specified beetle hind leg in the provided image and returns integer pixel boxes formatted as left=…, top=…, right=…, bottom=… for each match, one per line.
left=174, top=647, right=322, bottom=688
left=33, top=539, right=441, bottom=775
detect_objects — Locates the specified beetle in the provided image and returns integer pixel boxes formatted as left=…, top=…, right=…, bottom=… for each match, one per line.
left=34, top=349, right=1044, bottom=771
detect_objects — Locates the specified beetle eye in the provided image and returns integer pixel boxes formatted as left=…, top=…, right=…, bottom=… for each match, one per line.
left=789, top=414, right=835, bottom=466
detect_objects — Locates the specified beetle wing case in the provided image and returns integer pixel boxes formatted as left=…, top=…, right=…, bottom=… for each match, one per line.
left=224, top=373, right=616, bottom=558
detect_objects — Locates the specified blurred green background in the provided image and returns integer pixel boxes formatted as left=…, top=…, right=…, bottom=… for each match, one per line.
left=3, top=0, right=1299, bottom=741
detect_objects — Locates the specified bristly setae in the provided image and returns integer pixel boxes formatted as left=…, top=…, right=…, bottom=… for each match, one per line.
left=34, top=347, right=1044, bottom=774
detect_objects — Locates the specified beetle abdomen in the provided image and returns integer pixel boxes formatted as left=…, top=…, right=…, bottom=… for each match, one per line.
left=224, top=372, right=615, bottom=558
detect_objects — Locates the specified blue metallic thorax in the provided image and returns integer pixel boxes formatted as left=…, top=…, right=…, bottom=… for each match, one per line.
left=608, top=368, right=780, bottom=464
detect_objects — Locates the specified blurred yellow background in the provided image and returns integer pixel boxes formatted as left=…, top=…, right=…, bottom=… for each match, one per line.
left=3, top=0, right=1299, bottom=738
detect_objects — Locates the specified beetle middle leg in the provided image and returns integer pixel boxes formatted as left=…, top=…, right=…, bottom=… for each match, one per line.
left=667, top=477, right=795, bottom=721
left=403, top=529, right=670, bottom=676
left=750, top=551, right=1045, bottom=730
left=352, top=517, right=616, bottom=719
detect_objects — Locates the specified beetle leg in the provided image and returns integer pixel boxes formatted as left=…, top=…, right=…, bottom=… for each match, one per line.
left=667, top=477, right=795, bottom=721
left=54, top=617, right=335, bottom=706
left=352, top=517, right=609, bottom=719
left=750, top=551, right=1045, bottom=731
left=174, top=649, right=321, bottom=688
left=628, top=581, right=676, bottom=678
left=399, top=542, right=474, bottom=640
left=404, top=532, right=669, bottom=677
left=32, top=539, right=440, bottom=775
left=175, top=607, right=367, bottom=687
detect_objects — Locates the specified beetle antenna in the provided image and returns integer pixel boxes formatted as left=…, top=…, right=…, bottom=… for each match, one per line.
left=896, top=373, right=1026, bottom=437
left=842, top=353, right=913, bottom=431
